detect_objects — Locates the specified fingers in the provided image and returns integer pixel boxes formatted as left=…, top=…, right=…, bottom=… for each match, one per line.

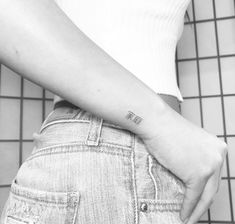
left=181, top=149, right=226, bottom=223
left=180, top=177, right=207, bottom=222
left=186, top=171, right=221, bottom=224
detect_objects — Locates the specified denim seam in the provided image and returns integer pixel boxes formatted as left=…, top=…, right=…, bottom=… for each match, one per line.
left=147, top=155, right=158, bottom=200
left=6, top=215, right=29, bottom=224
left=40, top=118, right=129, bottom=134
left=26, top=144, right=132, bottom=162
left=85, top=116, right=103, bottom=146
left=152, top=162, right=162, bottom=200
left=39, top=119, right=90, bottom=133
left=11, top=194, right=69, bottom=205
left=71, top=194, right=80, bottom=224
left=29, top=142, right=132, bottom=156
left=138, top=199, right=182, bottom=212
left=139, top=199, right=182, bottom=212
left=130, top=134, right=138, bottom=224
left=26, top=149, right=132, bottom=162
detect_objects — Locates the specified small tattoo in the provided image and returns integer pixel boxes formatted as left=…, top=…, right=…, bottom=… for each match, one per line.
left=125, top=111, right=143, bottom=125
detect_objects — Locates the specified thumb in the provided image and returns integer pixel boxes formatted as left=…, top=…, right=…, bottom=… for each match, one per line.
left=180, top=177, right=207, bottom=222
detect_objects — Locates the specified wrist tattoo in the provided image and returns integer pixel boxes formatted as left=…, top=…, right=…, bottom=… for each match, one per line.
left=125, top=111, right=143, bottom=125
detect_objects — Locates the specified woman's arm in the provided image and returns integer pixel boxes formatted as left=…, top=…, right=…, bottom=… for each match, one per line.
left=0, top=0, right=227, bottom=223
left=0, top=0, right=167, bottom=138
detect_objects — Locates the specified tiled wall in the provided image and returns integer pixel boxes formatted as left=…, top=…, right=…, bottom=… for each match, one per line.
left=0, top=0, right=234, bottom=223
left=0, top=67, right=54, bottom=211
left=177, top=0, right=235, bottom=222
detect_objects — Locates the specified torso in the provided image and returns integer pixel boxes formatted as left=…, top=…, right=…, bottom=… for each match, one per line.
left=158, top=94, right=180, bottom=114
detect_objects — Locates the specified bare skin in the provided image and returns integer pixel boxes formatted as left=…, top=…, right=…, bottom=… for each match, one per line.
left=0, top=0, right=227, bottom=223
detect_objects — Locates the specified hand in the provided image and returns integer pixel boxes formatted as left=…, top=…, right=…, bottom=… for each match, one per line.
left=141, top=107, right=228, bottom=224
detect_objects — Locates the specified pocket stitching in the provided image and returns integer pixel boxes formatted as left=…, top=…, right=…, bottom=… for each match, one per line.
left=6, top=215, right=30, bottom=224
left=6, top=181, right=80, bottom=224
left=138, top=198, right=182, bottom=212
left=11, top=179, right=80, bottom=206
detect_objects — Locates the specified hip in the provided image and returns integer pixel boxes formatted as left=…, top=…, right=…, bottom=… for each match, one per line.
left=1, top=95, right=184, bottom=224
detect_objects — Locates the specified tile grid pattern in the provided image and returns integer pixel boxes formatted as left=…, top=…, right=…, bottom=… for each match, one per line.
left=0, top=0, right=235, bottom=223
left=176, top=0, right=235, bottom=223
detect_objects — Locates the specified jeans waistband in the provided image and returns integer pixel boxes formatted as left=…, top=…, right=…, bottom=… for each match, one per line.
left=37, top=101, right=146, bottom=151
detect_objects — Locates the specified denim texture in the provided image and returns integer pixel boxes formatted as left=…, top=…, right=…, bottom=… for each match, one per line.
left=0, top=106, right=185, bottom=224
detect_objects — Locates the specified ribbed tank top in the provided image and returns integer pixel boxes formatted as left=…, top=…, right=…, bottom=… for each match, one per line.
left=53, top=0, right=191, bottom=105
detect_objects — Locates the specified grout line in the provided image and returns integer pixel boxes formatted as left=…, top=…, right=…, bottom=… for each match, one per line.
left=212, top=0, right=234, bottom=221
left=0, top=139, right=34, bottom=142
left=0, top=185, right=11, bottom=188
left=0, top=95, right=53, bottom=101
left=184, top=15, right=235, bottom=24
left=0, top=64, right=2, bottom=94
left=234, top=0, right=235, bottom=15
left=42, top=88, right=46, bottom=123
left=19, top=78, right=24, bottom=167
left=177, top=54, right=235, bottom=62
left=192, top=0, right=208, bottom=221
left=198, top=221, right=235, bottom=224
left=183, top=94, right=235, bottom=99
left=191, top=0, right=204, bottom=127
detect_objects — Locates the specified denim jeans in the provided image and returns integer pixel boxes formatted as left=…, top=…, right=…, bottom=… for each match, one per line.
left=1, top=106, right=185, bottom=224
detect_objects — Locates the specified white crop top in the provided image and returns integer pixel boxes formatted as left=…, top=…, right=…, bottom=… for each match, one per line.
left=53, top=0, right=191, bottom=104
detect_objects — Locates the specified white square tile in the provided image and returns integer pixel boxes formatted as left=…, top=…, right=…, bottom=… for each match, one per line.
left=217, top=19, right=235, bottom=55
left=221, top=57, right=235, bottom=94
left=22, top=142, right=34, bottom=162
left=0, top=99, right=20, bottom=140
left=181, top=99, right=202, bottom=127
left=200, top=59, right=220, bottom=95
left=0, top=142, right=19, bottom=185
left=227, top=137, right=235, bottom=177
left=45, top=90, right=55, bottom=99
left=202, top=97, right=224, bottom=135
left=195, top=0, right=214, bottom=20
left=197, top=22, right=217, bottom=57
left=231, top=180, right=235, bottom=217
left=0, top=187, right=10, bottom=215
left=24, top=79, right=42, bottom=98
left=224, top=96, right=235, bottom=135
left=0, top=66, right=21, bottom=97
left=177, top=24, right=196, bottom=59
left=185, top=1, right=193, bottom=22
left=45, top=101, right=54, bottom=118
left=199, top=209, right=209, bottom=221
left=215, top=0, right=235, bottom=18
left=178, top=61, right=198, bottom=97
left=210, top=180, right=231, bottom=221
left=23, top=100, right=42, bottom=139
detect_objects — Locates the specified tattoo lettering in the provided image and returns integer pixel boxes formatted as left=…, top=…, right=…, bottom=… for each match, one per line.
left=125, top=111, right=143, bottom=125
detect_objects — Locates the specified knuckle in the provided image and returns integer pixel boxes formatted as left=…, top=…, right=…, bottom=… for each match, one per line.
left=203, top=167, right=214, bottom=177
left=196, top=168, right=212, bottom=180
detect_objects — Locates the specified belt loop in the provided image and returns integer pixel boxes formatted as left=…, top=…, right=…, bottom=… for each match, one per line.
left=85, top=114, right=103, bottom=146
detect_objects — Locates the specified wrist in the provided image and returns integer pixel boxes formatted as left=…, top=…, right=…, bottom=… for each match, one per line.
left=136, top=94, right=175, bottom=140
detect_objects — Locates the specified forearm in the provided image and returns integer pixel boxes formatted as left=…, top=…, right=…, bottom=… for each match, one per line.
left=0, top=0, right=172, bottom=138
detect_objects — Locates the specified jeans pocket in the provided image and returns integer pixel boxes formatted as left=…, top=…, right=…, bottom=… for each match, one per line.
left=138, top=154, right=185, bottom=224
left=2, top=179, right=80, bottom=224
